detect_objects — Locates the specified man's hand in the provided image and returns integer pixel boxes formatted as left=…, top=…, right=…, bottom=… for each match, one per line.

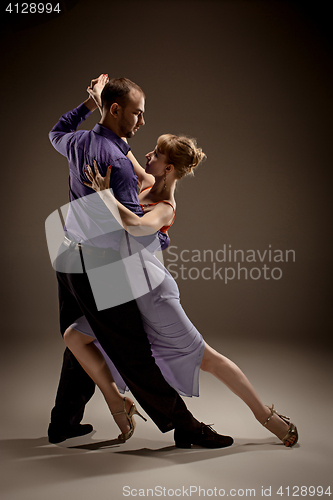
left=87, top=74, right=109, bottom=110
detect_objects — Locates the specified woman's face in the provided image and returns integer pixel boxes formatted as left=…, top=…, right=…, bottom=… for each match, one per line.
left=145, top=146, right=168, bottom=177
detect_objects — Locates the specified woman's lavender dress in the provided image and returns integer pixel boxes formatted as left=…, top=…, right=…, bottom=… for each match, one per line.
left=71, top=237, right=205, bottom=397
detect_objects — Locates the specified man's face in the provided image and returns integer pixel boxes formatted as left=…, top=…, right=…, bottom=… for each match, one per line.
left=118, top=89, right=145, bottom=139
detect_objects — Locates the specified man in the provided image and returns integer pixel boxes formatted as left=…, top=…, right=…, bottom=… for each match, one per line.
left=48, top=75, right=233, bottom=449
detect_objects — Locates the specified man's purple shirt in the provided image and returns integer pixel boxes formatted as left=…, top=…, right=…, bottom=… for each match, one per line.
left=49, top=103, right=169, bottom=250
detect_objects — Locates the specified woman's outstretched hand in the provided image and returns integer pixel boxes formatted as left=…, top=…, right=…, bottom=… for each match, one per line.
left=84, top=160, right=112, bottom=192
left=87, top=74, right=109, bottom=109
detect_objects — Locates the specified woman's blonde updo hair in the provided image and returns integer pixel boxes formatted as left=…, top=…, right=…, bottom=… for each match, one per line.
left=156, top=134, right=206, bottom=179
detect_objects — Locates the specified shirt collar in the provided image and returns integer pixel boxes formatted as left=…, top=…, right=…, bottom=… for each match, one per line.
left=92, top=124, right=130, bottom=155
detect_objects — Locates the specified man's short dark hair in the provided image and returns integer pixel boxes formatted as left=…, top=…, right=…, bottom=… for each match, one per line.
left=101, top=77, right=145, bottom=109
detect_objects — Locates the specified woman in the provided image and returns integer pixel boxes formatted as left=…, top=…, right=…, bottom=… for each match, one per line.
left=63, top=125, right=298, bottom=447
left=62, top=74, right=298, bottom=446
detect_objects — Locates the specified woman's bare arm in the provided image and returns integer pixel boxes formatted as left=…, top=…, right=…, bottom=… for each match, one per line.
left=84, top=161, right=173, bottom=236
left=126, top=150, right=155, bottom=192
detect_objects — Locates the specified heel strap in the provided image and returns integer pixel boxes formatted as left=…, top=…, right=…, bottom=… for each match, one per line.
left=263, top=404, right=290, bottom=427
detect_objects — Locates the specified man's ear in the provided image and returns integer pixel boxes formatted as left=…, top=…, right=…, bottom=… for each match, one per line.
left=110, top=103, right=120, bottom=117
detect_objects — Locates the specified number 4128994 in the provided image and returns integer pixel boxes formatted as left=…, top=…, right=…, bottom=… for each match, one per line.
left=5, top=3, right=61, bottom=14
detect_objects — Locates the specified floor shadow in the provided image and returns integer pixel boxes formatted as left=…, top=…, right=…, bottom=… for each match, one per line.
left=0, top=433, right=292, bottom=462
left=0, top=433, right=301, bottom=497
left=68, top=437, right=124, bottom=450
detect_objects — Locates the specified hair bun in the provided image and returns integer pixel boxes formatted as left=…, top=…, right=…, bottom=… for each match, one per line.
left=188, top=147, right=206, bottom=171
left=157, top=134, right=206, bottom=179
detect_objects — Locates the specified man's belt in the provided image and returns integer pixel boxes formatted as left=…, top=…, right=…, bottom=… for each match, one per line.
left=63, top=236, right=120, bottom=259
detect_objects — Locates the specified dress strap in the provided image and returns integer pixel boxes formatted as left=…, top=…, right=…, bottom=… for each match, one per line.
left=139, top=185, right=153, bottom=194
left=139, top=200, right=176, bottom=234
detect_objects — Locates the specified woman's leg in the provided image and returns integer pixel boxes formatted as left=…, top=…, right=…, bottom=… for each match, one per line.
left=63, top=326, right=133, bottom=435
left=200, top=342, right=296, bottom=445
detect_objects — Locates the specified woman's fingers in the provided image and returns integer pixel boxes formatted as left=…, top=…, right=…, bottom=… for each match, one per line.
left=84, top=161, right=111, bottom=190
left=93, top=159, right=100, bottom=176
left=85, top=165, right=93, bottom=180
left=90, top=74, right=103, bottom=87
left=104, top=166, right=112, bottom=187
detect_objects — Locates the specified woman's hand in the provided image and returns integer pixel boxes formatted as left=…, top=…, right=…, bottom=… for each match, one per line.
left=84, top=160, right=112, bottom=192
left=87, top=74, right=109, bottom=109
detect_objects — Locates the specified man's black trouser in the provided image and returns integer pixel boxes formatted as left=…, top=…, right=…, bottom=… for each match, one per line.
left=50, top=244, right=198, bottom=433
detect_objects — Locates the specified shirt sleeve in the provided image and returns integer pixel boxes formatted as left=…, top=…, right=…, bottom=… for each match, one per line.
left=49, top=102, right=92, bottom=157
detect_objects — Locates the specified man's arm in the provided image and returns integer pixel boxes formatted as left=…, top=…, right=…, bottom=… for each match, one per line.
left=49, top=96, right=98, bottom=157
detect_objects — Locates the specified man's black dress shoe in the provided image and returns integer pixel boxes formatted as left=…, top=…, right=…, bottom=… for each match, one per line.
left=174, top=423, right=233, bottom=449
left=48, top=423, right=93, bottom=444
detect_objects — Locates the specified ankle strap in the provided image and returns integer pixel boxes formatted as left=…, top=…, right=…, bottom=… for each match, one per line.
left=111, top=398, right=127, bottom=417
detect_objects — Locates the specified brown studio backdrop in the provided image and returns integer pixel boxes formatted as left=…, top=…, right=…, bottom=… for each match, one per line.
left=1, top=0, right=332, bottom=348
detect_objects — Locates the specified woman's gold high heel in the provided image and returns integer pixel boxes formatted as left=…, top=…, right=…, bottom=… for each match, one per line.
left=263, top=404, right=298, bottom=447
left=112, top=397, right=147, bottom=442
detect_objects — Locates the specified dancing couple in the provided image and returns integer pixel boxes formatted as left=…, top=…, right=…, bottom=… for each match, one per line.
left=48, top=74, right=298, bottom=449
